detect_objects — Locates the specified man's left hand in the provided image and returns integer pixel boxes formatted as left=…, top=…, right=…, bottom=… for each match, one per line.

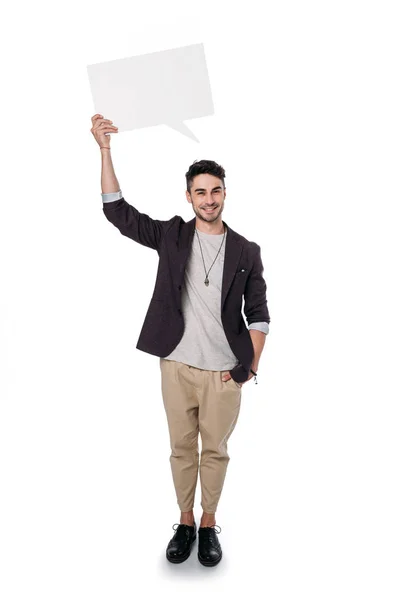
left=222, top=372, right=254, bottom=387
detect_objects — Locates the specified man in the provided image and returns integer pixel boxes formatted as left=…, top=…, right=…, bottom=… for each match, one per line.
left=90, top=114, right=271, bottom=567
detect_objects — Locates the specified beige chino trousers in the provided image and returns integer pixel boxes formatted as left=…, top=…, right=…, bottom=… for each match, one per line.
left=160, top=358, right=242, bottom=514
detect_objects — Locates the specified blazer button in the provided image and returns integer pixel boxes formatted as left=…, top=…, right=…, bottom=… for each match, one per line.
left=178, top=285, right=182, bottom=290
left=178, top=309, right=182, bottom=315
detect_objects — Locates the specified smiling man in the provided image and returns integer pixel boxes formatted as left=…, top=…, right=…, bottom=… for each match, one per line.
left=91, top=114, right=271, bottom=567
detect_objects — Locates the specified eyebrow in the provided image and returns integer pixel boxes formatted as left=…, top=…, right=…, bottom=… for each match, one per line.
left=194, top=186, right=223, bottom=193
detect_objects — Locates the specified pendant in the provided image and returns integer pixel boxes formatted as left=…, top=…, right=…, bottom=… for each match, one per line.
left=204, top=277, right=209, bottom=286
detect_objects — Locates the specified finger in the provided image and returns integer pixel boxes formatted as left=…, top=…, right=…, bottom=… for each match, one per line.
left=92, top=117, right=113, bottom=130
left=91, top=114, right=104, bottom=123
left=93, top=118, right=112, bottom=127
left=93, top=120, right=117, bottom=133
left=93, top=119, right=112, bottom=129
left=97, top=124, right=118, bottom=132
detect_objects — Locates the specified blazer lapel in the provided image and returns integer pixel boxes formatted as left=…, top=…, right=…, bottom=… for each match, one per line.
left=176, top=217, right=196, bottom=278
left=221, top=223, right=243, bottom=308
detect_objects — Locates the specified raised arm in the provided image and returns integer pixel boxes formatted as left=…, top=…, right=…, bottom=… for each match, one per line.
left=91, top=114, right=174, bottom=251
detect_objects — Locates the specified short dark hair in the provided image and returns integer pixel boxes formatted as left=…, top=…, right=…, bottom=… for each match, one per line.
left=185, top=159, right=226, bottom=193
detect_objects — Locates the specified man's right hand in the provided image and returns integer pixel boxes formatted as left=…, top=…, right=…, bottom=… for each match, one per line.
left=90, top=114, right=119, bottom=149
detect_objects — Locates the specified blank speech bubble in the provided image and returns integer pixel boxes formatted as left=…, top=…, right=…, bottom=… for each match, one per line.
left=87, top=43, right=214, bottom=142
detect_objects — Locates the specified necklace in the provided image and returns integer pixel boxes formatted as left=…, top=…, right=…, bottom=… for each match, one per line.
left=195, top=226, right=226, bottom=286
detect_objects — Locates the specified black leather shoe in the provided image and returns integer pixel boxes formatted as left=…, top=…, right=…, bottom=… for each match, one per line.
left=197, top=525, right=222, bottom=567
left=166, top=521, right=197, bottom=563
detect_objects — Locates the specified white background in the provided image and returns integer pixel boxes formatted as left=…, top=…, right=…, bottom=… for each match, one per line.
left=1, top=1, right=399, bottom=598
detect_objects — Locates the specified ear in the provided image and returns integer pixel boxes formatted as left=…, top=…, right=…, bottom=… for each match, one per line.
left=186, top=190, right=192, bottom=204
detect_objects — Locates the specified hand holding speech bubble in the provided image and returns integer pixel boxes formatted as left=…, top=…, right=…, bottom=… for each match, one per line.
left=87, top=43, right=214, bottom=142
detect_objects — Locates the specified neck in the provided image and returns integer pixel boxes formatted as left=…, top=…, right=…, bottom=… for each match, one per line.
left=195, top=217, right=225, bottom=235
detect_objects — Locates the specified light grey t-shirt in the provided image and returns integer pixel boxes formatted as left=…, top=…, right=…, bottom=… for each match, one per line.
left=102, top=191, right=269, bottom=371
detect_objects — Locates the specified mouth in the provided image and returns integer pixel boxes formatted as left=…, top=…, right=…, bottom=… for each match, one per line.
left=202, top=206, right=218, bottom=214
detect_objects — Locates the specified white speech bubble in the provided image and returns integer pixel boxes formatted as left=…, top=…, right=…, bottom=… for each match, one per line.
left=87, top=43, right=214, bottom=142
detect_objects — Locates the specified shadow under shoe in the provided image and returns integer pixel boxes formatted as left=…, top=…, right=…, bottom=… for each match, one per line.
left=166, top=522, right=197, bottom=564
left=197, top=525, right=222, bottom=567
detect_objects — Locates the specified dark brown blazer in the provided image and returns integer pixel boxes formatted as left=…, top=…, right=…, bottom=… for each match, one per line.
left=103, top=197, right=270, bottom=383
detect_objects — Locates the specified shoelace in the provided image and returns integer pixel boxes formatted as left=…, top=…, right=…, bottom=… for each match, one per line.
left=200, top=524, right=222, bottom=543
left=201, top=525, right=221, bottom=534
left=172, top=523, right=195, bottom=531
left=202, top=525, right=222, bottom=542
left=171, top=523, right=195, bottom=540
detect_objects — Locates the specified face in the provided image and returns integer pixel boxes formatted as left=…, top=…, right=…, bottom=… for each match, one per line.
left=186, top=173, right=226, bottom=223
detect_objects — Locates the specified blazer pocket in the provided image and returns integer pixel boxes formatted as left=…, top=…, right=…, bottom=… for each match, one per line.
left=233, top=268, right=248, bottom=288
